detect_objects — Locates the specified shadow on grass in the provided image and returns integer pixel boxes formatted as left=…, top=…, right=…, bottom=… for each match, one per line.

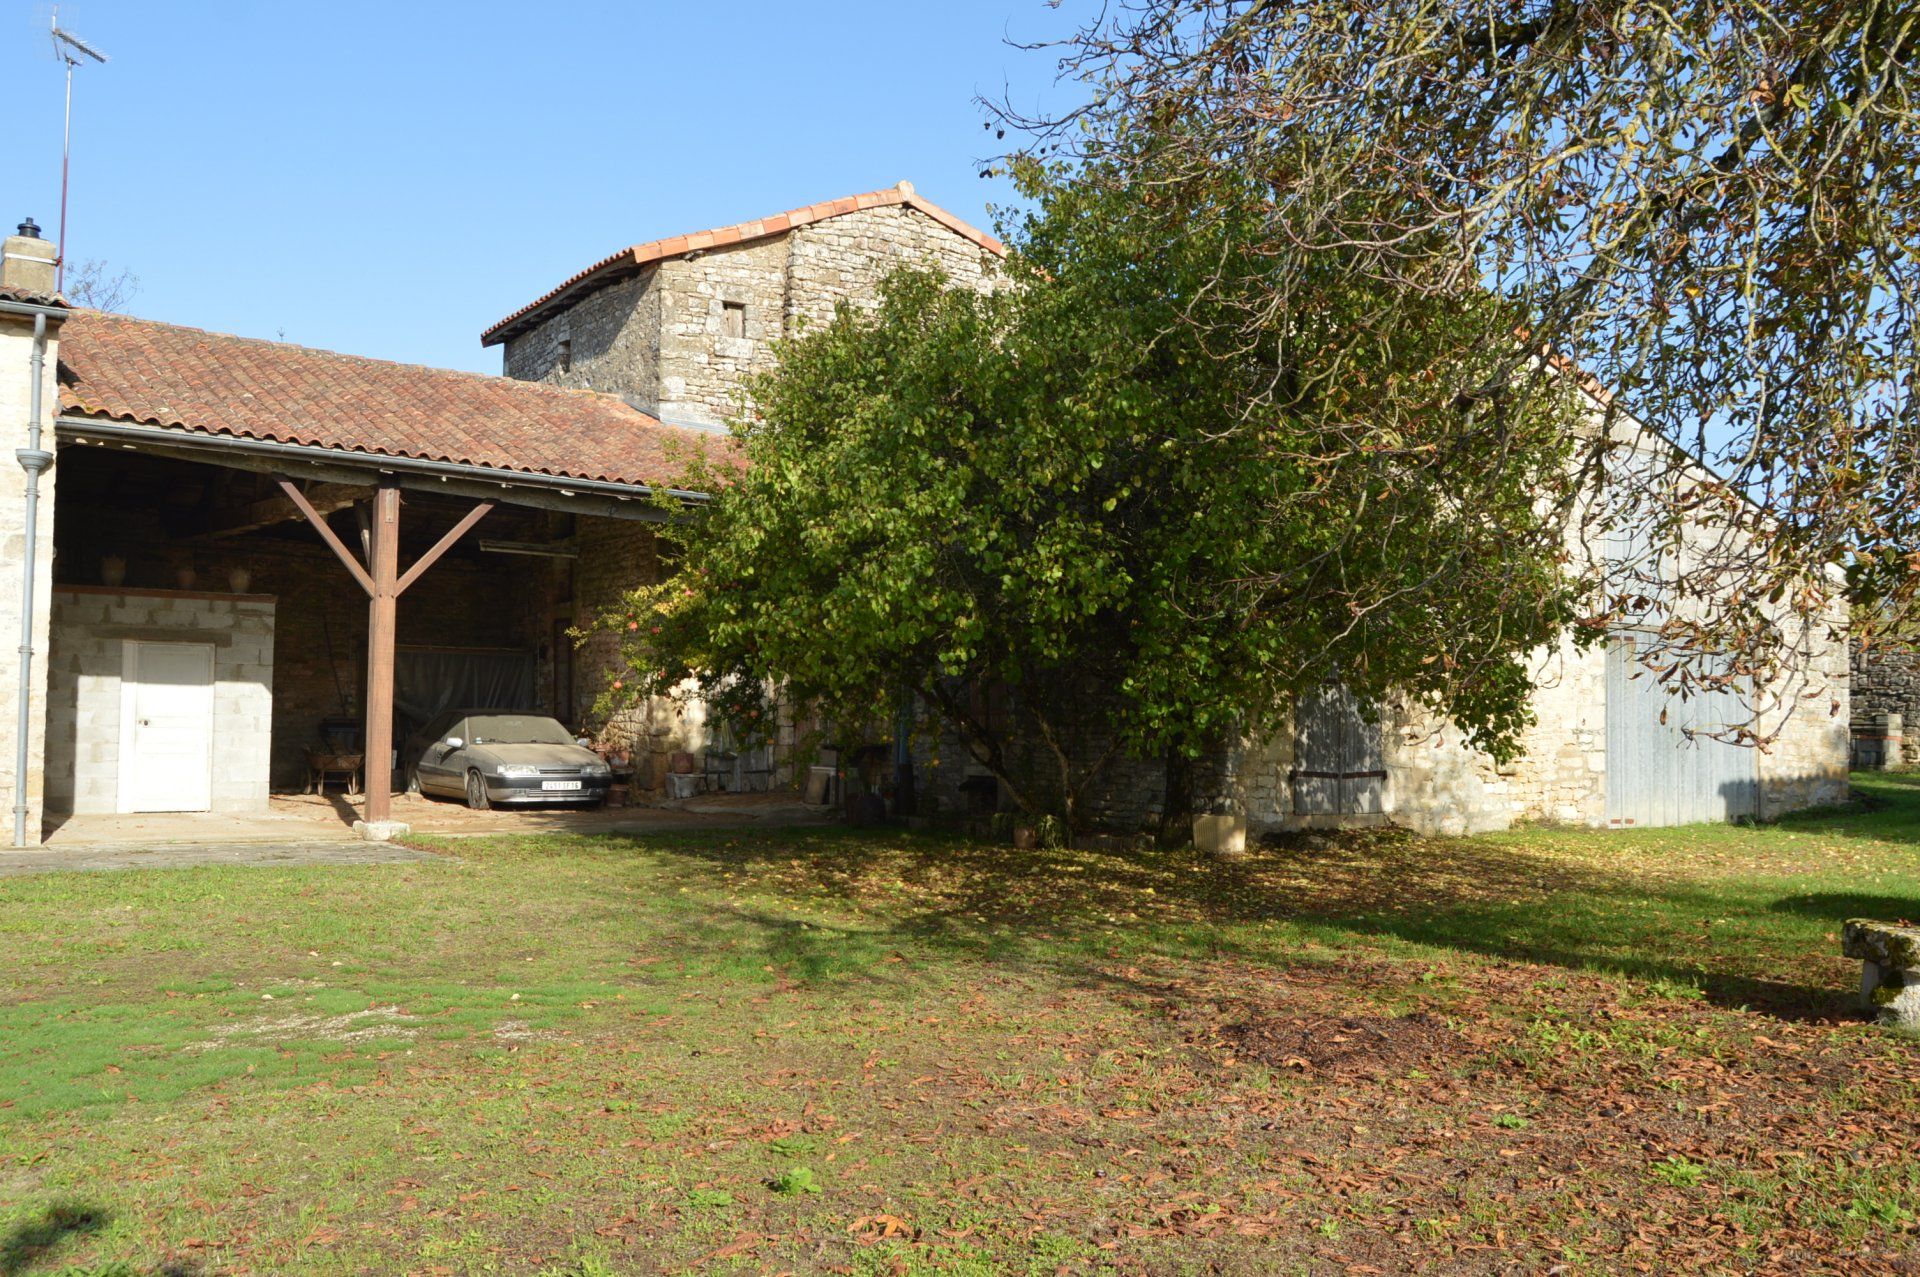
left=1, top=1201, right=107, bottom=1275
left=594, top=818, right=1871, bottom=1022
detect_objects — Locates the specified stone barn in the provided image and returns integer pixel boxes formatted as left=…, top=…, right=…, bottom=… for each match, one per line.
left=483, top=186, right=1850, bottom=836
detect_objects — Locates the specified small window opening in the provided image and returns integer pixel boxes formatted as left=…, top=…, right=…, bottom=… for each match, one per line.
left=722, top=301, right=748, bottom=339
left=557, top=337, right=573, bottom=374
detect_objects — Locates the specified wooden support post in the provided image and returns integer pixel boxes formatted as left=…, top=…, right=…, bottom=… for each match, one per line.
left=275, top=474, right=493, bottom=838
left=363, top=485, right=401, bottom=826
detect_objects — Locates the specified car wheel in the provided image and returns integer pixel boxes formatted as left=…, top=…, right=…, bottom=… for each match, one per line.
left=465, top=770, right=490, bottom=811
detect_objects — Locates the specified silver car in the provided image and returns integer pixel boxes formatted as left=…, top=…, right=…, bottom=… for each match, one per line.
left=406, top=709, right=612, bottom=810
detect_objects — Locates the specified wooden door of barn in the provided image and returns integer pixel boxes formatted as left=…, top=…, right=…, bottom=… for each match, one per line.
left=1605, top=636, right=1757, bottom=826
left=1290, top=684, right=1385, bottom=819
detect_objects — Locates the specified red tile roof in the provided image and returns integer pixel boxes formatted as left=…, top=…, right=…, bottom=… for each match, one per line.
left=0, top=282, right=67, bottom=307
left=481, top=183, right=1007, bottom=347
left=58, top=310, right=733, bottom=490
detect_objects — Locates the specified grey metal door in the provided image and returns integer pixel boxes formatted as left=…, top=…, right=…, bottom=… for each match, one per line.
left=1290, top=684, right=1385, bottom=817
left=1605, top=636, right=1757, bottom=826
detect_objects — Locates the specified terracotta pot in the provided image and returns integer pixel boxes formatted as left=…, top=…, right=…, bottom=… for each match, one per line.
left=175, top=567, right=198, bottom=590
left=228, top=566, right=253, bottom=594
left=100, top=556, right=126, bottom=588
left=1012, top=824, right=1038, bottom=850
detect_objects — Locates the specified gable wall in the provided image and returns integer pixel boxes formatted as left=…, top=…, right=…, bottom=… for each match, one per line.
left=502, top=204, right=1002, bottom=429
left=502, top=266, right=663, bottom=400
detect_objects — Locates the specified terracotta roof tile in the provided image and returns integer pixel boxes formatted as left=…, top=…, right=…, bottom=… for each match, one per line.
left=0, top=283, right=68, bottom=307
left=481, top=183, right=1006, bottom=346
left=58, top=310, right=735, bottom=490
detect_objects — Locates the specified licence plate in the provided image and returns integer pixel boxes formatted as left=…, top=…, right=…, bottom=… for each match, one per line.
left=540, top=779, right=582, bottom=791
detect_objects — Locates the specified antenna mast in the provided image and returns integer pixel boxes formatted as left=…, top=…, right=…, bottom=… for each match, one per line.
left=50, top=6, right=108, bottom=295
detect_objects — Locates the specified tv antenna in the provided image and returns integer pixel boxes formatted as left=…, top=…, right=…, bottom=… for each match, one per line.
left=50, top=6, right=108, bottom=294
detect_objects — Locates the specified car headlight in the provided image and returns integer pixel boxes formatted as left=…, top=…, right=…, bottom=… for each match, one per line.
left=497, top=764, right=539, bottom=778
left=583, top=761, right=611, bottom=777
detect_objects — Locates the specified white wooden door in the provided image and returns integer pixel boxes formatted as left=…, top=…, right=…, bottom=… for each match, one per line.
left=118, top=641, right=215, bottom=813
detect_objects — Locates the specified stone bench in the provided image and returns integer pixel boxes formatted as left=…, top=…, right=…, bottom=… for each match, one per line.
left=1842, top=920, right=1920, bottom=1031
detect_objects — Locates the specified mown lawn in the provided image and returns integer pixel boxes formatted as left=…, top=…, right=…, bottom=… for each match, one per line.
left=4, top=777, right=1920, bottom=1275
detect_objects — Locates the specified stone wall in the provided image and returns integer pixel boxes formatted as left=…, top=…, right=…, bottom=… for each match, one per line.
left=782, top=204, right=1003, bottom=334
left=44, top=587, right=275, bottom=815
left=501, top=267, right=663, bottom=402
left=654, top=241, right=791, bottom=428
left=1850, top=640, right=1920, bottom=766
left=906, top=707, right=1170, bottom=833
left=0, top=311, right=59, bottom=843
left=502, top=201, right=1002, bottom=430
left=1755, top=593, right=1852, bottom=813
left=564, top=515, right=718, bottom=789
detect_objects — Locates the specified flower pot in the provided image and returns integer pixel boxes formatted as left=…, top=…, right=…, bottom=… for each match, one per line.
left=100, top=555, right=126, bottom=588
left=227, top=566, right=253, bottom=594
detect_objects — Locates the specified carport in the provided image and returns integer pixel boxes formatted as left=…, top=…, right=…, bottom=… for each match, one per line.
left=38, top=310, right=725, bottom=842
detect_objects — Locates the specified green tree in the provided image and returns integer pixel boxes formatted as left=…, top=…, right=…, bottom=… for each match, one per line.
left=1001, top=0, right=1905, bottom=703
left=591, top=164, right=1583, bottom=832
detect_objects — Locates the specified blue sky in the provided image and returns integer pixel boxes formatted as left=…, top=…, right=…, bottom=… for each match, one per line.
left=0, top=1, right=1070, bottom=373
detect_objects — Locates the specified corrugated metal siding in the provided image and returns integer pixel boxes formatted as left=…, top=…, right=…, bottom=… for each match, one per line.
left=1605, top=636, right=1757, bottom=826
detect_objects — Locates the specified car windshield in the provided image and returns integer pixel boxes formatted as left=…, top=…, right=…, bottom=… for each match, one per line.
left=464, top=714, right=574, bottom=746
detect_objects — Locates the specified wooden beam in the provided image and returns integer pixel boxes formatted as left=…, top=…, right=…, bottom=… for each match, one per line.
left=396, top=500, right=495, bottom=597
left=205, top=481, right=363, bottom=539
left=363, top=485, right=401, bottom=826
left=276, top=477, right=374, bottom=596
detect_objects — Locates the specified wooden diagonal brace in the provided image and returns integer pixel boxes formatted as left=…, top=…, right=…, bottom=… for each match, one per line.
left=396, top=501, right=495, bottom=597
left=277, top=476, right=375, bottom=596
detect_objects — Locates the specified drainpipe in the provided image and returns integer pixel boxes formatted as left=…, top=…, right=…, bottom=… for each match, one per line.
left=12, top=312, right=51, bottom=847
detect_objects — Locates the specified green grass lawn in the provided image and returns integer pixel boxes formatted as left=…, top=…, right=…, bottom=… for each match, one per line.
left=5, top=777, right=1920, bottom=1274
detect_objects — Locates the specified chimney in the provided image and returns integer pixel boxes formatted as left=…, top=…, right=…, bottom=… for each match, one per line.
left=2, top=218, right=58, bottom=297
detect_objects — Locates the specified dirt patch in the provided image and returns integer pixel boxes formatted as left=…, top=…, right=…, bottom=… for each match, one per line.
left=1215, top=1010, right=1468, bottom=1079
left=190, top=1005, right=419, bottom=1050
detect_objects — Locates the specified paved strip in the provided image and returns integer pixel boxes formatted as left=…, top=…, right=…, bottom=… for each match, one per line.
left=0, top=842, right=441, bottom=876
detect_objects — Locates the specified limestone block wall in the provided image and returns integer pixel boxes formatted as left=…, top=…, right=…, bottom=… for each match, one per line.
left=44, top=588, right=275, bottom=815
left=0, top=312, right=59, bottom=843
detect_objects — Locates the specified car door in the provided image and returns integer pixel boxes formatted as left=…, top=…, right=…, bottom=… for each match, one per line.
left=415, top=714, right=468, bottom=795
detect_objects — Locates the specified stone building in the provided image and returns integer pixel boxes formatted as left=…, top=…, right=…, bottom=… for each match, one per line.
left=0, top=183, right=1852, bottom=846
left=485, top=183, right=1852, bottom=835
left=484, top=182, right=1005, bottom=430
left=484, top=182, right=1006, bottom=773
left=487, top=184, right=1850, bottom=833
